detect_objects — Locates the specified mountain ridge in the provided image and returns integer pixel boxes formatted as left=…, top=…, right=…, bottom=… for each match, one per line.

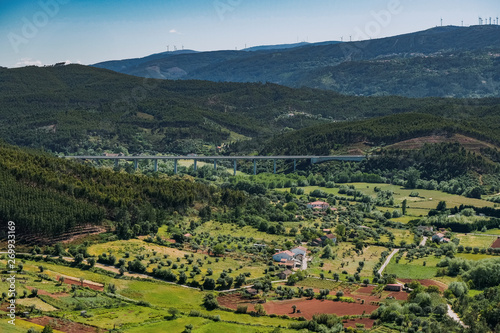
left=92, top=25, right=500, bottom=97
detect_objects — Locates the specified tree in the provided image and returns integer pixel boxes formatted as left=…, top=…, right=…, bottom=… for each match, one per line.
left=405, top=167, right=420, bottom=189
left=292, top=304, right=297, bottom=313
left=335, top=224, right=346, bottom=238
left=402, top=199, right=408, bottom=216
left=58, top=276, right=65, bottom=285
left=212, top=244, right=225, bottom=256
left=333, top=273, right=339, bottom=281
left=203, top=278, right=216, bottom=290
left=254, top=303, right=266, bottom=316
left=203, top=293, right=219, bottom=310
left=41, top=326, right=53, bottom=333
left=322, top=245, right=333, bottom=259
left=74, top=253, right=84, bottom=265
left=436, top=201, right=447, bottom=211
left=336, top=290, right=344, bottom=300
left=168, top=307, right=180, bottom=319
left=87, top=257, right=96, bottom=267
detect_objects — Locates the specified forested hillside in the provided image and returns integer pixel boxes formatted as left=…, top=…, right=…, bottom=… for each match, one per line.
left=0, top=142, right=245, bottom=238
left=6, top=64, right=500, bottom=155
left=262, top=113, right=500, bottom=156
left=300, top=50, right=500, bottom=97
left=94, top=25, right=500, bottom=98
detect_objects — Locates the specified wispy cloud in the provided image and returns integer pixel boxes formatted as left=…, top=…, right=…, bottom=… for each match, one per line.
left=169, top=29, right=182, bottom=34
left=14, top=58, right=43, bottom=67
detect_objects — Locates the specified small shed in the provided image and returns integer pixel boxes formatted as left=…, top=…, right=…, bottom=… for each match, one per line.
left=277, top=269, right=293, bottom=280
left=385, top=284, right=402, bottom=292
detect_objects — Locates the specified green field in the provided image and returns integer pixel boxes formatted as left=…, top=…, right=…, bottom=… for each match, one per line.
left=455, top=234, right=498, bottom=249
left=385, top=255, right=440, bottom=279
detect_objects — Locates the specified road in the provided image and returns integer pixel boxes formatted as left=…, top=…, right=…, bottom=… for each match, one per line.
left=378, top=249, right=399, bottom=275
left=302, top=254, right=308, bottom=270
left=420, top=236, right=428, bottom=247
left=447, top=304, right=467, bottom=328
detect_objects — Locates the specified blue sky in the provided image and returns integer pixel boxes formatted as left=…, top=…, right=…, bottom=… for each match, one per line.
left=1, top=0, right=498, bottom=67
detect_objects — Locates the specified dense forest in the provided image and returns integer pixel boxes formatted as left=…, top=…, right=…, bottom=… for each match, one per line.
left=262, top=113, right=500, bottom=155
left=2, top=65, right=500, bottom=156
left=0, top=142, right=245, bottom=238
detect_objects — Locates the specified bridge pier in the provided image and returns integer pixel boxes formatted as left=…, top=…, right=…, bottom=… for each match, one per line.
left=293, top=159, right=296, bottom=172
left=273, top=159, right=276, bottom=174
left=154, top=159, right=158, bottom=172
left=174, top=159, right=177, bottom=174
left=134, top=160, right=138, bottom=171
left=114, top=159, right=118, bottom=168
left=233, top=160, right=237, bottom=176
left=253, top=159, right=257, bottom=175
left=214, top=160, right=217, bottom=170
left=193, top=159, right=197, bottom=171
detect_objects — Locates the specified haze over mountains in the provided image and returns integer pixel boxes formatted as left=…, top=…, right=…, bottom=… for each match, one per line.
left=93, top=25, right=500, bottom=98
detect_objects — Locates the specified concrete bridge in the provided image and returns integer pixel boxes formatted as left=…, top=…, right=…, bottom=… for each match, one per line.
left=62, top=155, right=366, bottom=175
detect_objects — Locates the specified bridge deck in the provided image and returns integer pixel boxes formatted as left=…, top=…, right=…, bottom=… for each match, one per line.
left=63, top=155, right=366, bottom=161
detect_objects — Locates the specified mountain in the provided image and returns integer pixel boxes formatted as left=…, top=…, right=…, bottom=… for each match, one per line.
left=93, top=25, right=500, bottom=97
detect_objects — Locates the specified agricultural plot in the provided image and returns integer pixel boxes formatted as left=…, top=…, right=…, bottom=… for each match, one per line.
left=301, top=183, right=495, bottom=211
left=0, top=319, right=64, bottom=333
left=308, top=245, right=388, bottom=279
left=87, top=239, right=267, bottom=283
left=384, top=254, right=441, bottom=280
left=194, top=221, right=289, bottom=243
left=455, top=233, right=498, bottom=249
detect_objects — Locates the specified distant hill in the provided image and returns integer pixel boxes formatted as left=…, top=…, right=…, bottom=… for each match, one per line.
left=93, top=26, right=500, bottom=97
left=243, top=40, right=341, bottom=52
left=2, top=64, right=500, bottom=156
left=261, top=112, right=500, bottom=156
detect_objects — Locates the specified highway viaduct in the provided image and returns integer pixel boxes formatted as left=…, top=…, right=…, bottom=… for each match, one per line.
left=62, top=155, right=367, bottom=175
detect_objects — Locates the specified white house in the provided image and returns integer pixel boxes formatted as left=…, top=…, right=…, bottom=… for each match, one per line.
left=272, top=250, right=294, bottom=262
left=290, top=246, right=307, bottom=256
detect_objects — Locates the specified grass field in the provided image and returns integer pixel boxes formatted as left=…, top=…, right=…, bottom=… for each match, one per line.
left=385, top=255, right=441, bottom=279
left=298, top=184, right=495, bottom=211
left=455, top=234, right=498, bottom=249
left=16, top=298, right=58, bottom=312
left=63, top=306, right=167, bottom=329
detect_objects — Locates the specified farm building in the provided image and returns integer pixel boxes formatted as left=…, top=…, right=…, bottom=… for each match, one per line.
left=385, top=284, right=403, bottom=292
left=431, top=233, right=448, bottom=243
left=311, top=234, right=337, bottom=246
left=278, top=269, right=293, bottom=279
left=272, top=250, right=294, bottom=262
left=307, top=201, right=330, bottom=209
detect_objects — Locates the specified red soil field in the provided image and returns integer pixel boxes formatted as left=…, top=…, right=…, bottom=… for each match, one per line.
left=56, top=276, right=104, bottom=291
left=263, top=298, right=379, bottom=319
left=26, top=316, right=103, bottom=333
left=26, top=286, right=70, bottom=299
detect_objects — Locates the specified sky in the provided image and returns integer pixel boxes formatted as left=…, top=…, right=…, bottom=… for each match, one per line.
left=0, top=0, right=498, bottom=67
